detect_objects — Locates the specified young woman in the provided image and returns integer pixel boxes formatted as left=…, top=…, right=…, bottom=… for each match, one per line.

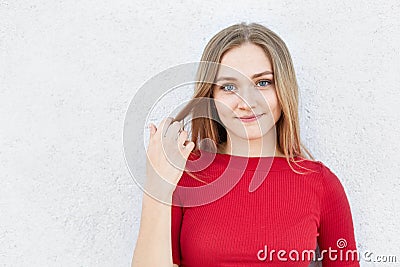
left=132, top=22, right=359, bottom=267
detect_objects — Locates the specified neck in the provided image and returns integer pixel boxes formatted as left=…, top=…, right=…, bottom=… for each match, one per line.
left=218, top=129, right=285, bottom=157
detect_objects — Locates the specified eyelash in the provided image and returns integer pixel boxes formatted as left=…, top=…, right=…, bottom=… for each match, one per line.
left=219, top=80, right=273, bottom=92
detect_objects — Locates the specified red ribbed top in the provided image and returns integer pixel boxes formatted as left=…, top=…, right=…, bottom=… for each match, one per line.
left=171, top=149, right=359, bottom=266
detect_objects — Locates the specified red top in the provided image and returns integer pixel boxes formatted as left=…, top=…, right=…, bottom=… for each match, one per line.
left=171, top=149, right=359, bottom=266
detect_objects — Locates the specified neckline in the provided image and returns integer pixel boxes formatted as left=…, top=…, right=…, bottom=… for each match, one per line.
left=196, top=149, right=299, bottom=171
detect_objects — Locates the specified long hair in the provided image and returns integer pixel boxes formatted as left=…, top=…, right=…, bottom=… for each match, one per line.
left=173, top=22, right=317, bottom=178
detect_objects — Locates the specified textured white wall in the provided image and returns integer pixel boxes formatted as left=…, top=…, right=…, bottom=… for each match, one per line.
left=1, top=0, right=399, bottom=266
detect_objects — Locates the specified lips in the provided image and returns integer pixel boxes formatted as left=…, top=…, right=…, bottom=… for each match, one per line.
left=237, top=114, right=264, bottom=122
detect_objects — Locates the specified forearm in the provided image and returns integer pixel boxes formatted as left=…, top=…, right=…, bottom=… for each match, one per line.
left=132, top=192, right=174, bottom=267
left=133, top=117, right=190, bottom=266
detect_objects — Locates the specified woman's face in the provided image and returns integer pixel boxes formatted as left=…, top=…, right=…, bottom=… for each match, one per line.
left=212, top=42, right=282, bottom=141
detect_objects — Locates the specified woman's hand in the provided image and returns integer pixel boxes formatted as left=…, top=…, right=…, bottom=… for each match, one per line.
left=145, top=117, right=195, bottom=201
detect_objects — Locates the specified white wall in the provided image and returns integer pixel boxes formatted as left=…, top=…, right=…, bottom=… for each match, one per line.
left=1, top=0, right=399, bottom=266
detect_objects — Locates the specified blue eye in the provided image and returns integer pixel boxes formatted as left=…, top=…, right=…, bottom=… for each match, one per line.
left=220, top=84, right=237, bottom=92
left=256, top=80, right=272, bottom=87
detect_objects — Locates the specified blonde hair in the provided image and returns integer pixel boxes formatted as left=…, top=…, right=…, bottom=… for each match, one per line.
left=174, top=22, right=317, bottom=179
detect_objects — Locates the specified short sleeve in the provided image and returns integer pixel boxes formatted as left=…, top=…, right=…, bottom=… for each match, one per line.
left=171, top=179, right=183, bottom=265
left=317, top=164, right=360, bottom=267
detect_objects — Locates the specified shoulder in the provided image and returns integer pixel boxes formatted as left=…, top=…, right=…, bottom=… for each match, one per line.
left=287, top=156, right=324, bottom=174
left=294, top=157, right=340, bottom=180
left=312, top=161, right=351, bottom=206
left=315, top=161, right=344, bottom=188
left=293, top=157, right=346, bottom=194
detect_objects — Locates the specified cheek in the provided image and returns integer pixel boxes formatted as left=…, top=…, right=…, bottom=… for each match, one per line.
left=261, top=90, right=280, bottom=110
left=259, top=90, right=281, bottom=121
left=269, top=93, right=282, bottom=122
left=213, top=96, right=236, bottom=117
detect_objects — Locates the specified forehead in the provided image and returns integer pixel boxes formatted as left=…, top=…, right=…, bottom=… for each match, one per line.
left=218, top=43, right=272, bottom=78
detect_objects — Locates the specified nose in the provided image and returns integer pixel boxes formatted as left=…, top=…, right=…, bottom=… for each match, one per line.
left=236, top=85, right=258, bottom=110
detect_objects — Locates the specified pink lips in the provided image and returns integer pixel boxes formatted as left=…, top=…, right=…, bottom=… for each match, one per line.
left=237, top=113, right=264, bottom=122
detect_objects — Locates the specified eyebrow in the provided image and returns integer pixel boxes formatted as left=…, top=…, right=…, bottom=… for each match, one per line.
left=215, top=70, right=274, bottom=82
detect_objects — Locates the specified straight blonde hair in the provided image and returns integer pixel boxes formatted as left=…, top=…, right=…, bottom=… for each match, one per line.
left=174, top=22, right=317, bottom=179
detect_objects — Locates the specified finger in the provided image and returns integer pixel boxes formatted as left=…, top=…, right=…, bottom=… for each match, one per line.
left=165, top=121, right=182, bottom=139
left=148, top=123, right=156, bottom=138
left=178, top=130, right=194, bottom=152
left=177, top=131, right=194, bottom=155
left=179, top=120, right=184, bottom=131
left=177, top=129, right=188, bottom=144
left=158, top=117, right=174, bottom=138
left=183, top=141, right=195, bottom=156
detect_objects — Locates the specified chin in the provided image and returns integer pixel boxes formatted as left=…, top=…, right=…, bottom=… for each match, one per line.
left=248, top=135, right=264, bottom=140
left=237, top=132, right=264, bottom=140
